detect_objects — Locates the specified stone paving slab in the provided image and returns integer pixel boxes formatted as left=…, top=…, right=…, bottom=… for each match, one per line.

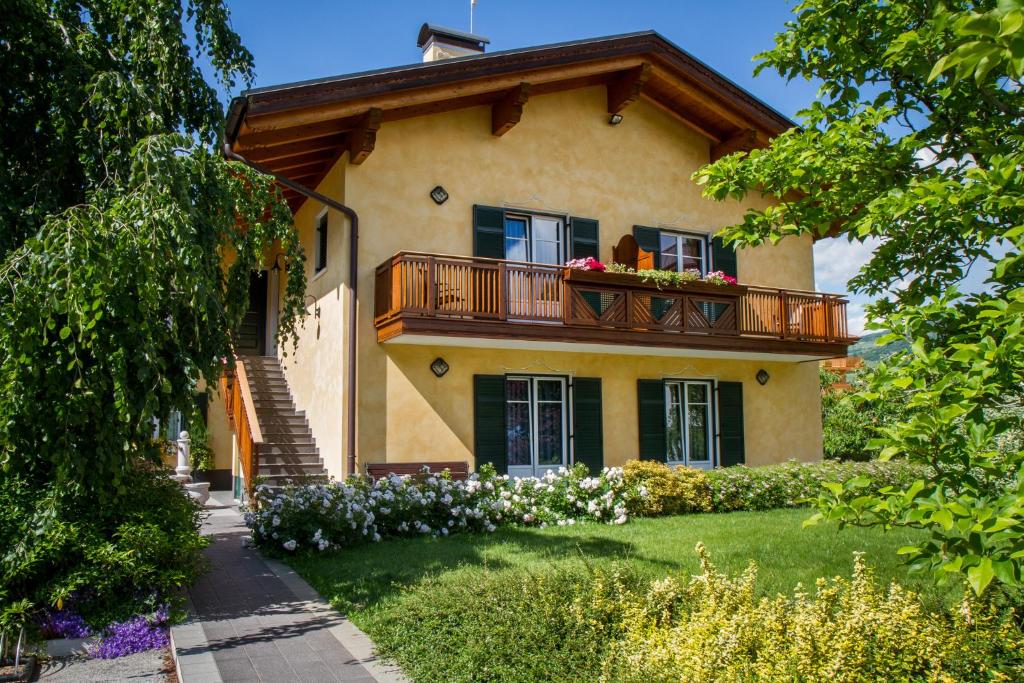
left=172, top=491, right=406, bottom=683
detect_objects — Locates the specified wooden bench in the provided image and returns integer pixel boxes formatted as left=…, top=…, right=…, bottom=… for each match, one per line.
left=365, top=461, right=470, bottom=480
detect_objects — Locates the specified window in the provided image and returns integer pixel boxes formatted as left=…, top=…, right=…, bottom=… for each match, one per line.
left=314, top=213, right=328, bottom=274
left=503, top=214, right=564, bottom=265
left=664, top=380, right=713, bottom=468
left=658, top=231, right=707, bottom=274
left=506, top=376, right=568, bottom=478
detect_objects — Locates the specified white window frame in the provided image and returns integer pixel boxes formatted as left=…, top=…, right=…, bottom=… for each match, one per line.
left=504, top=212, right=565, bottom=265
left=658, top=230, right=708, bottom=275
left=313, top=209, right=329, bottom=276
left=506, top=375, right=569, bottom=478
left=664, top=379, right=715, bottom=469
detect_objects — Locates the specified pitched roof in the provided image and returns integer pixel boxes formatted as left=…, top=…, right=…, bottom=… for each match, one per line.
left=226, top=31, right=794, bottom=211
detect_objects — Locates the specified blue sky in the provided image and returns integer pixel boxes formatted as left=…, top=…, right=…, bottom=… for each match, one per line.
left=222, top=0, right=877, bottom=332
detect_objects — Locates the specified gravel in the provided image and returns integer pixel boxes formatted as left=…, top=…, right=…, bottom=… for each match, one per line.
left=33, top=647, right=173, bottom=682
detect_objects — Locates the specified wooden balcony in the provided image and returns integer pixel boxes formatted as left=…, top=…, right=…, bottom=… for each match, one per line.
left=374, top=252, right=855, bottom=359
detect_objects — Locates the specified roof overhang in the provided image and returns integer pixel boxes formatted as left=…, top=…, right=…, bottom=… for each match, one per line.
left=226, top=31, right=795, bottom=213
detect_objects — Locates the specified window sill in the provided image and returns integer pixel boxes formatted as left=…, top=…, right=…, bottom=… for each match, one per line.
left=311, top=268, right=328, bottom=282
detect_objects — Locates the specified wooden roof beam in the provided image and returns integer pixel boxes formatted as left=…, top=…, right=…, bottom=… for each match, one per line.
left=347, top=108, right=383, bottom=165
left=710, top=128, right=758, bottom=162
left=607, top=62, right=651, bottom=114
left=491, top=83, right=531, bottom=137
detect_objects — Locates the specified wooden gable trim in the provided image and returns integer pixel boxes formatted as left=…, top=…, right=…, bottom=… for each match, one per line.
left=347, top=108, right=383, bottom=165
left=710, top=128, right=758, bottom=162
left=607, top=62, right=651, bottom=114
left=491, top=82, right=531, bottom=136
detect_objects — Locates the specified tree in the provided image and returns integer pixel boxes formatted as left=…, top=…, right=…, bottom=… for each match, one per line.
left=820, top=368, right=909, bottom=461
left=696, top=0, right=1024, bottom=594
left=0, top=1, right=308, bottom=488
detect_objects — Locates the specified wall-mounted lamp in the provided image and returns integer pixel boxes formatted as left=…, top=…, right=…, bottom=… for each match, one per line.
left=430, top=357, right=450, bottom=378
left=430, top=185, right=449, bottom=205
left=608, top=113, right=624, bottom=125
left=756, top=369, right=770, bottom=386
left=271, top=253, right=287, bottom=271
left=303, top=294, right=321, bottom=320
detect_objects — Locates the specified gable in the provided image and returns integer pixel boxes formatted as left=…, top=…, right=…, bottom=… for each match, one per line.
left=226, top=32, right=793, bottom=214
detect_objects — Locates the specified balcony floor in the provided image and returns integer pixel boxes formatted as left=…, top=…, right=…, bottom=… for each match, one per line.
left=378, top=315, right=852, bottom=362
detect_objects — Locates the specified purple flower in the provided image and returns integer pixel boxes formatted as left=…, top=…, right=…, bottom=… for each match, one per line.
left=37, top=610, right=92, bottom=639
left=88, top=607, right=170, bottom=659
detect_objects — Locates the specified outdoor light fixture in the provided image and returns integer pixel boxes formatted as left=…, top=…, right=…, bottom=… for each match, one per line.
left=430, top=357, right=450, bottom=378
left=271, top=253, right=287, bottom=271
left=756, top=369, right=770, bottom=386
left=430, top=185, right=449, bottom=205
left=608, top=113, right=624, bottom=125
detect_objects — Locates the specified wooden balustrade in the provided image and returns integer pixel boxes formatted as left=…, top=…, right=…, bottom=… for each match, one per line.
left=375, top=252, right=854, bottom=347
left=219, top=360, right=263, bottom=496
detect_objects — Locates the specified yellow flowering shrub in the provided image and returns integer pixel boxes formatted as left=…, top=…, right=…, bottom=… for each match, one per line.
left=623, top=461, right=713, bottom=516
left=600, top=545, right=1024, bottom=683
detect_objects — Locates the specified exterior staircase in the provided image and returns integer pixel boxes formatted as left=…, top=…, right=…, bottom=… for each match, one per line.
left=241, top=356, right=328, bottom=489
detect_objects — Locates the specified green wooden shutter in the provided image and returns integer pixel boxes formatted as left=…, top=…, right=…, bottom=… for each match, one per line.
left=637, top=379, right=667, bottom=462
left=633, top=226, right=661, bottom=269
left=570, top=217, right=600, bottom=260
left=711, top=236, right=738, bottom=279
left=473, top=205, right=506, bottom=259
left=572, top=378, right=603, bottom=475
left=474, top=375, right=507, bottom=474
left=717, top=381, right=745, bottom=467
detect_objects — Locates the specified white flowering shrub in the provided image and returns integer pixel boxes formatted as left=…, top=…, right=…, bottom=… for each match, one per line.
left=244, top=463, right=642, bottom=553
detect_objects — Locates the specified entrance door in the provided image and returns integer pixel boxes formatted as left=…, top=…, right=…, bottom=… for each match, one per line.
left=506, top=376, right=568, bottom=478
left=236, top=271, right=268, bottom=356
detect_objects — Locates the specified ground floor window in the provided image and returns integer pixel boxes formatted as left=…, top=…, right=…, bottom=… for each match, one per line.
left=506, top=376, right=568, bottom=478
left=665, top=380, right=714, bottom=468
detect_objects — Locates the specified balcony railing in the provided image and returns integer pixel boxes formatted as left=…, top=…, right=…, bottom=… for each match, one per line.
left=374, top=252, right=853, bottom=346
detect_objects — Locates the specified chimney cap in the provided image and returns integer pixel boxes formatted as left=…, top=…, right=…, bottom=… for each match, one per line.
left=417, top=23, right=490, bottom=51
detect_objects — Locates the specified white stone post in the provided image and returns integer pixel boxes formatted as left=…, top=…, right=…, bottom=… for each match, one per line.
left=175, top=430, right=192, bottom=481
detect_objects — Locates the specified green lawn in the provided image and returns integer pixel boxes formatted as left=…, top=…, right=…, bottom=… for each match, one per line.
left=291, top=508, right=941, bottom=612
left=289, top=510, right=947, bottom=681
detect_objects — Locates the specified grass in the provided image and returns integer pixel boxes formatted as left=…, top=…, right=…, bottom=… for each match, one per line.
left=288, top=510, right=948, bottom=681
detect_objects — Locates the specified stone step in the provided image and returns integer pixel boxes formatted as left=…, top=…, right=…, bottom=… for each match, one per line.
left=260, top=426, right=316, bottom=439
left=257, top=415, right=309, bottom=428
left=258, top=473, right=330, bottom=489
left=258, top=463, right=328, bottom=477
left=259, top=454, right=324, bottom=467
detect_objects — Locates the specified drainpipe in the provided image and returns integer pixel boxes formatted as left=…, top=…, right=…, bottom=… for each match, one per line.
left=221, top=129, right=359, bottom=479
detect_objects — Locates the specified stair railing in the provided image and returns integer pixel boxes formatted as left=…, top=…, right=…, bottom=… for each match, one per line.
left=220, top=358, right=263, bottom=498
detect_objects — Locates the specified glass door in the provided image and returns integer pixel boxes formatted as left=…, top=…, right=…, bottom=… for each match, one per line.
left=665, top=380, right=714, bottom=469
left=504, top=215, right=564, bottom=319
left=506, top=376, right=568, bottom=478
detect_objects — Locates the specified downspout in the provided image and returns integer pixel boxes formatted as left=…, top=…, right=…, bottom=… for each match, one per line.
left=222, top=102, right=359, bottom=478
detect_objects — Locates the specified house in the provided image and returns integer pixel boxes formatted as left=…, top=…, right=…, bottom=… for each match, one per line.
left=206, top=26, right=855, bottom=496
left=821, top=356, right=865, bottom=392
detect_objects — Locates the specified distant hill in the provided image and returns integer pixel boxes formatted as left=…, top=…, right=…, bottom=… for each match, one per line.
left=849, top=331, right=908, bottom=364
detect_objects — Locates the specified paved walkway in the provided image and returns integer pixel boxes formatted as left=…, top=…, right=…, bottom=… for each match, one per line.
left=172, top=492, right=406, bottom=683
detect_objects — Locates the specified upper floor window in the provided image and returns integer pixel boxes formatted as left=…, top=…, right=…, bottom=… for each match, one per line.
left=659, top=231, right=707, bottom=274
left=504, top=214, right=564, bottom=265
left=314, top=212, right=328, bottom=274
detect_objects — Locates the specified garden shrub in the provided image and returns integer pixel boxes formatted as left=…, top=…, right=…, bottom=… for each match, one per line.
left=623, top=461, right=712, bottom=516
left=0, top=462, right=207, bottom=629
left=247, top=464, right=641, bottom=553
left=601, top=545, right=1024, bottom=682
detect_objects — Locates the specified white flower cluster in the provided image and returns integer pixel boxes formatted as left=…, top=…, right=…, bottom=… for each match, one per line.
left=244, top=463, right=642, bottom=553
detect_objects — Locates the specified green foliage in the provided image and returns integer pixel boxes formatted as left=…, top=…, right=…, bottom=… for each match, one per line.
left=821, top=368, right=910, bottom=460
left=849, top=330, right=909, bottom=364
left=623, top=459, right=926, bottom=515
left=602, top=546, right=1024, bottom=683
left=0, top=136, right=305, bottom=497
left=695, top=0, right=1024, bottom=593
left=0, top=462, right=207, bottom=628
left=188, top=397, right=215, bottom=472
left=1, top=0, right=254, bottom=257
left=624, top=460, right=713, bottom=515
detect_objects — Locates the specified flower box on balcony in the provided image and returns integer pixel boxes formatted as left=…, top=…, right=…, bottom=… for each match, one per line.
left=563, top=268, right=748, bottom=296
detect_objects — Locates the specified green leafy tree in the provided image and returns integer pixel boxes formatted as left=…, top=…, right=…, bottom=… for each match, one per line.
left=696, top=0, right=1024, bottom=593
left=820, top=368, right=909, bottom=461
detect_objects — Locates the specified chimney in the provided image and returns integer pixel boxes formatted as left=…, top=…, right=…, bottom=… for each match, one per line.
left=417, top=23, right=489, bottom=62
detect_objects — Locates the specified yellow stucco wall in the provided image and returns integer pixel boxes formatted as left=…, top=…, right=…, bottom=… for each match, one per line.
left=341, top=86, right=820, bottom=474
left=213, top=84, right=824, bottom=478
left=382, top=345, right=822, bottom=468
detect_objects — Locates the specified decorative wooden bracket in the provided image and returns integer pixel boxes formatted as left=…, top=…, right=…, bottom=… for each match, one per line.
left=491, top=83, right=531, bottom=136
left=347, top=108, right=383, bottom=164
left=607, top=62, right=651, bottom=114
left=710, top=128, right=758, bottom=162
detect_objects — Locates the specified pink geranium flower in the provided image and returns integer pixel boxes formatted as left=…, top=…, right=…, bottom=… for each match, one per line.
left=566, top=257, right=606, bottom=272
